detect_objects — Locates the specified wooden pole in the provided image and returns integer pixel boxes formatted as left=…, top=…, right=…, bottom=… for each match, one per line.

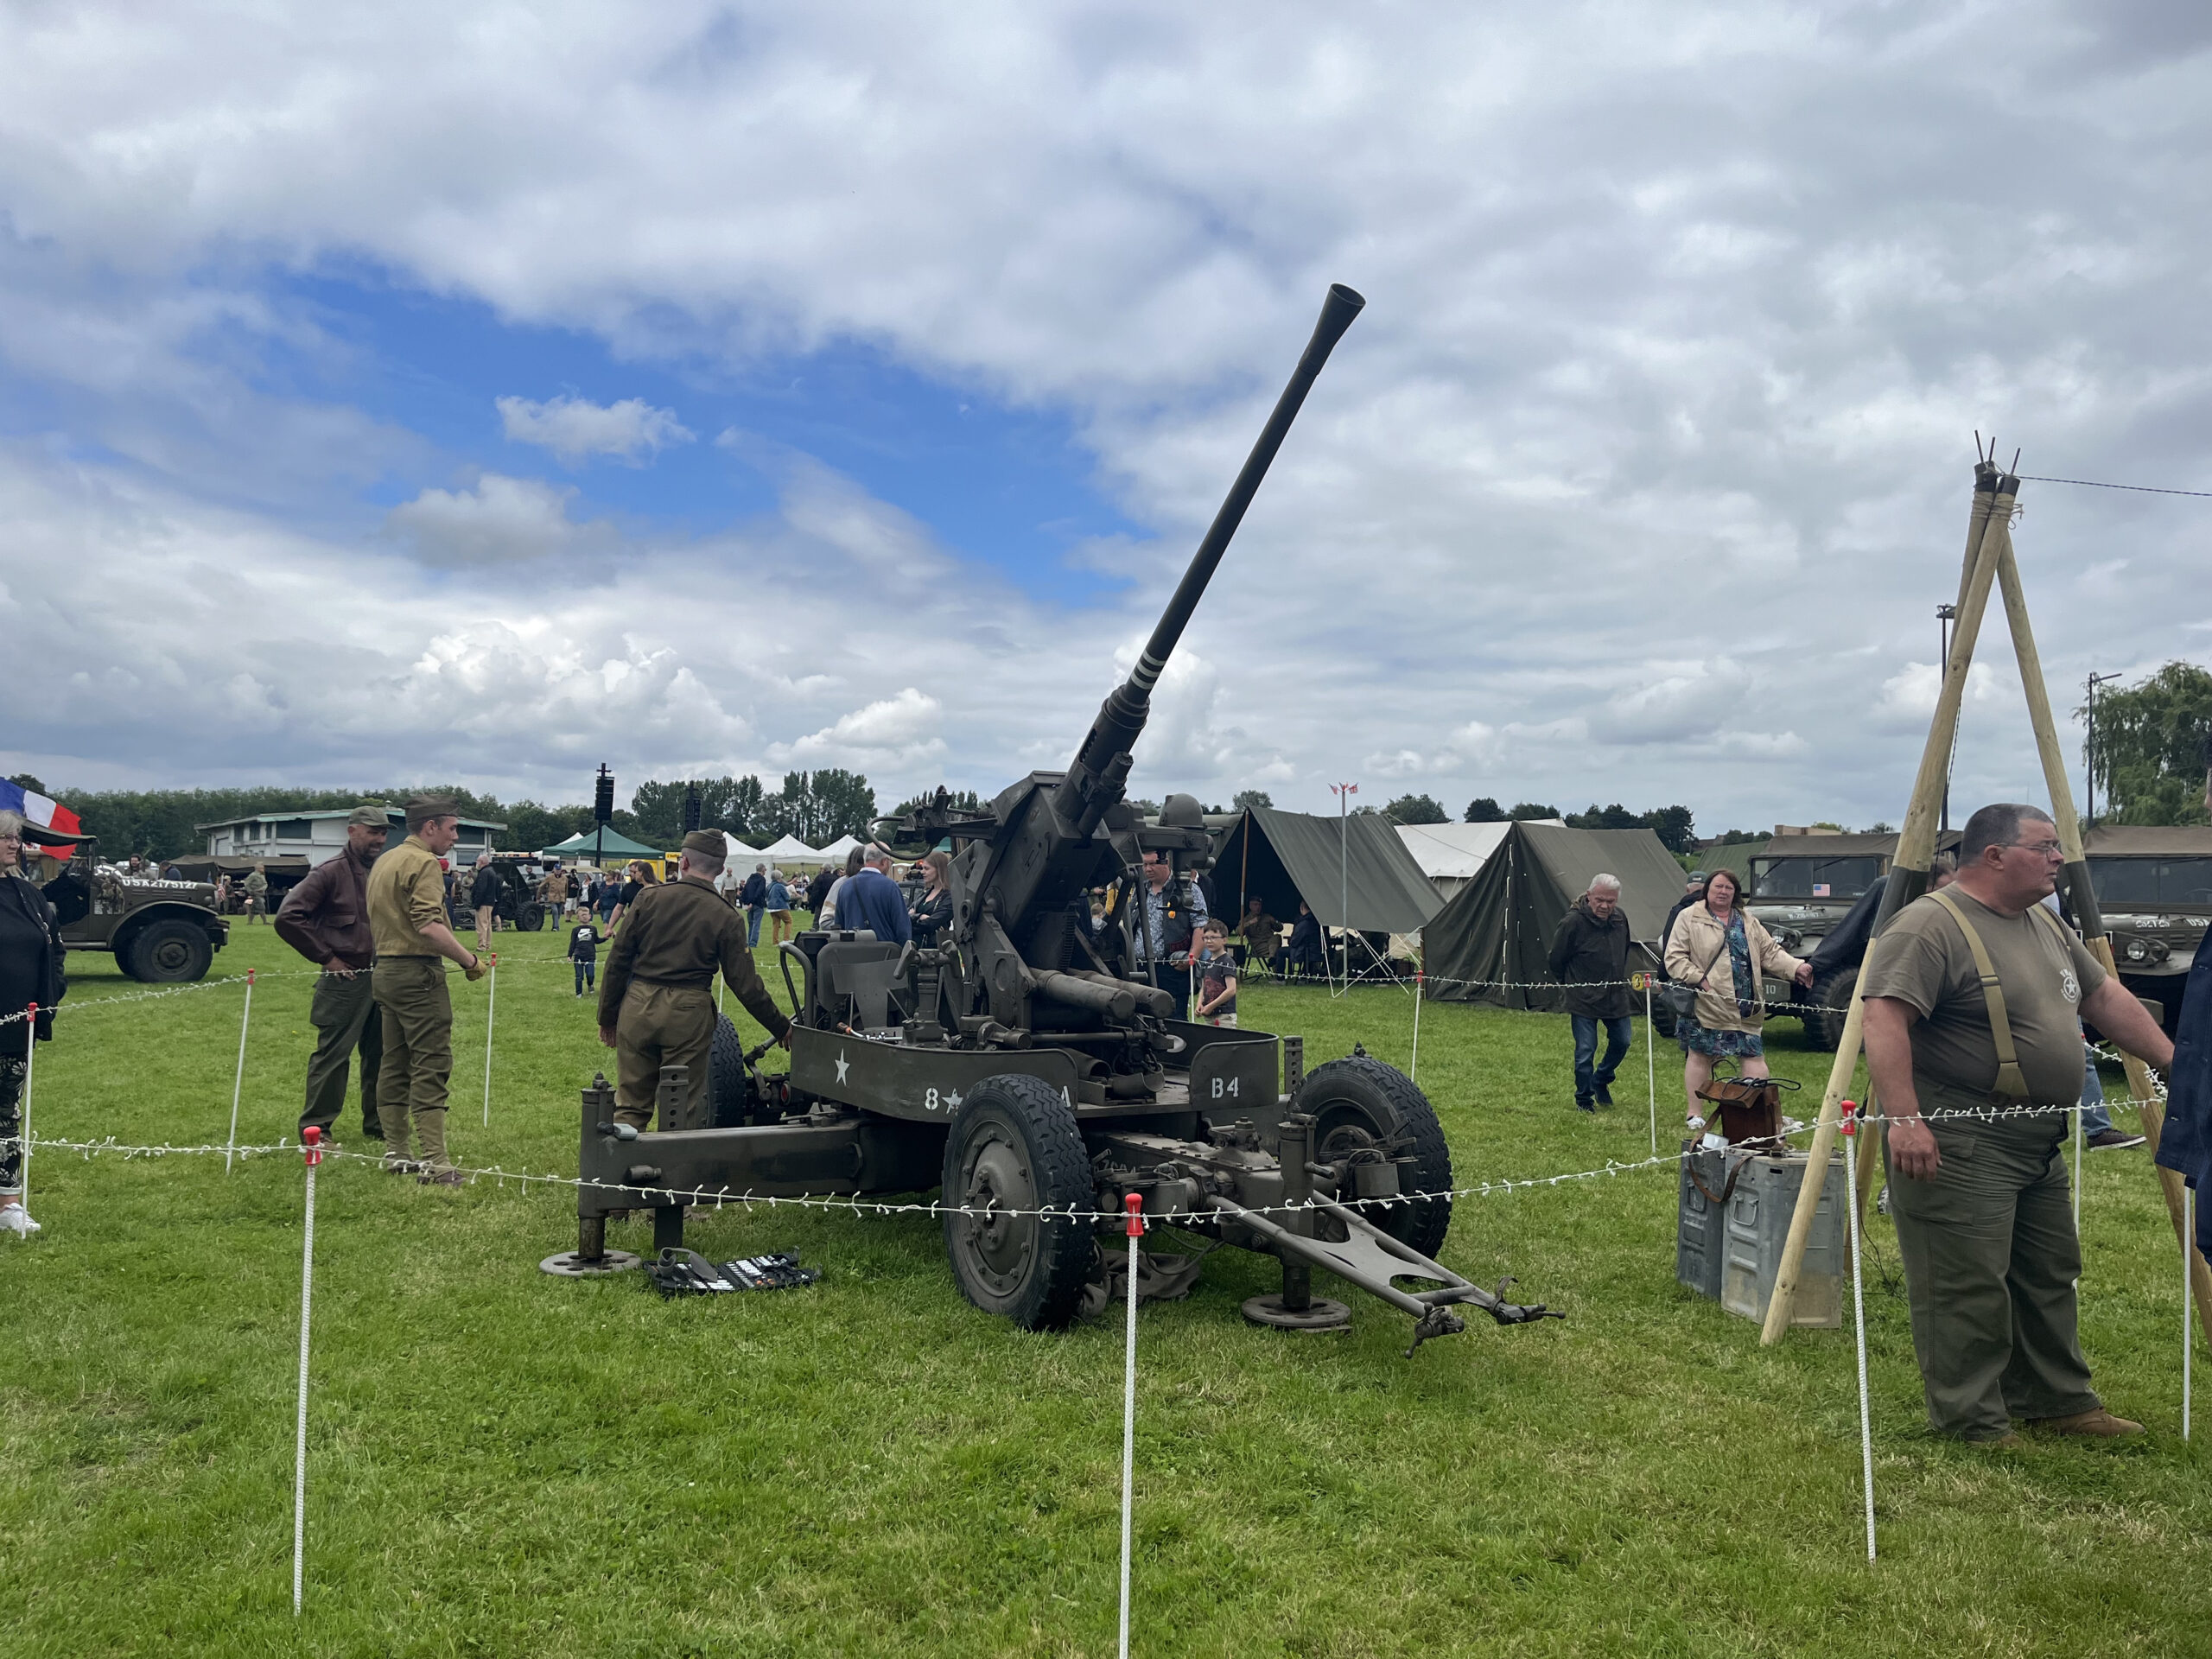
left=1990, top=528, right=2212, bottom=1348
left=1764, top=466, right=2012, bottom=1343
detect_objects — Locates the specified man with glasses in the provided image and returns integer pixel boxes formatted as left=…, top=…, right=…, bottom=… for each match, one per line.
left=1862, top=803, right=2174, bottom=1444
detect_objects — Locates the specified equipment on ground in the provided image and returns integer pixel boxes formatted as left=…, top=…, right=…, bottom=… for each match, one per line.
left=1677, top=1142, right=1846, bottom=1329
left=548, top=286, right=1561, bottom=1354
left=646, top=1247, right=820, bottom=1296
left=40, top=842, right=231, bottom=982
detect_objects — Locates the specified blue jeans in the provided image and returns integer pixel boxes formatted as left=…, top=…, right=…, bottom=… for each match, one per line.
left=574, top=959, right=595, bottom=995
left=1573, top=1015, right=1632, bottom=1102
left=2079, top=1052, right=2113, bottom=1137
left=747, top=905, right=765, bottom=947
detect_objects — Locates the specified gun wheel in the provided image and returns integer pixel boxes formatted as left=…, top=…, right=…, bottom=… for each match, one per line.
left=942, top=1074, right=1093, bottom=1331
left=1293, top=1056, right=1454, bottom=1259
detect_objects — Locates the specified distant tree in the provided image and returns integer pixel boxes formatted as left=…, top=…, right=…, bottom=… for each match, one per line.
left=804, top=769, right=879, bottom=842
left=1643, top=805, right=1697, bottom=854
left=629, top=779, right=691, bottom=847
left=893, top=787, right=987, bottom=817
left=1127, top=798, right=1160, bottom=817
left=7, top=773, right=48, bottom=794
left=1464, top=797, right=1505, bottom=823
left=1865, top=820, right=1896, bottom=834
left=1508, top=801, right=1561, bottom=821
left=1232, top=789, right=1274, bottom=812
left=2082, top=660, right=2212, bottom=825
left=1811, top=820, right=1845, bottom=832
left=1565, top=802, right=1643, bottom=831
left=1382, top=792, right=1448, bottom=824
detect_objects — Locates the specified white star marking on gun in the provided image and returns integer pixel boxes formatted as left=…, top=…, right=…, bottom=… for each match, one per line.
left=944, top=1090, right=963, bottom=1112
left=835, top=1050, right=850, bottom=1084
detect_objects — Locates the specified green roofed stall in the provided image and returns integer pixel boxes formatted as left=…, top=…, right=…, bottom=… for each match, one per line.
left=540, top=826, right=665, bottom=865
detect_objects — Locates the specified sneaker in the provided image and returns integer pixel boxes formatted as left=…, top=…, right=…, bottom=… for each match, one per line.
left=1593, top=1084, right=1613, bottom=1107
left=2086, top=1128, right=2147, bottom=1152
left=0, top=1204, right=39, bottom=1237
left=417, top=1168, right=465, bottom=1187
left=2030, top=1408, right=2144, bottom=1438
left=1575, top=1096, right=1596, bottom=1114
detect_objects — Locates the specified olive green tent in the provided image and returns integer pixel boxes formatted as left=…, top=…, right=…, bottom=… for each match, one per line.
left=1213, top=806, right=1441, bottom=936
left=1422, top=822, right=1689, bottom=1009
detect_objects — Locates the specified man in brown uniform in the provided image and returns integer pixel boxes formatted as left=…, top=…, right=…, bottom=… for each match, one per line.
left=1863, top=802, right=2173, bottom=1444
left=274, top=804, right=388, bottom=1143
left=599, top=830, right=791, bottom=1128
left=366, top=798, right=489, bottom=1183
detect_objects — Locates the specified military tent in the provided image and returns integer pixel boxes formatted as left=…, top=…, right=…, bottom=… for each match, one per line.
left=1422, top=822, right=1689, bottom=1009
left=1394, top=819, right=1561, bottom=898
left=1212, top=806, right=1442, bottom=939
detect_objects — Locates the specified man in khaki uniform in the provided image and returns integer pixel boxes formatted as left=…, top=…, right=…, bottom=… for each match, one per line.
left=1863, top=802, right=2173, bottom=1444
left=599, top=830, right=791, bottom=1128
left=367, top=798, right=489, bottom=1183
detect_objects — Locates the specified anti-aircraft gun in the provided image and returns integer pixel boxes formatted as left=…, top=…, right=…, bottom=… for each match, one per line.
left=553, top=284, right=1560, bottom=1352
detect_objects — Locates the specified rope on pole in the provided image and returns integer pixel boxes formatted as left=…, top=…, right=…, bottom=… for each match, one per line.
left=1118, top=1192, right=1143, bottom=1659
left=293, top=1125, right=323, bottom=1615
left=1841, top=1101, right=1876, bottom=1561
left=226, top=969, right=255, bottom=1173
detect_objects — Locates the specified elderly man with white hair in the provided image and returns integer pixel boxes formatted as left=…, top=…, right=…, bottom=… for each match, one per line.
left=832, top=842, right=913, bottom=945
left=1548, top=872, right=1636, bottom=1113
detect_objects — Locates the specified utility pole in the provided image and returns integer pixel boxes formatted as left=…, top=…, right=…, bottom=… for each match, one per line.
left=2084, top=671, right=2120, bottom=829
left=1937, top=603, right=1959, bottom=834
left=1330, top=782, right=1357, bottom=992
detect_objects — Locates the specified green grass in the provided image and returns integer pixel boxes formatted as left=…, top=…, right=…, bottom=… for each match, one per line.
left=3, top=924, right=2207, bottom=1656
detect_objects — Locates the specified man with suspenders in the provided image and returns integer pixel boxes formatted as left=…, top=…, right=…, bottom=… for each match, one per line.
left=1862, top=803, right=2173, bottom=1444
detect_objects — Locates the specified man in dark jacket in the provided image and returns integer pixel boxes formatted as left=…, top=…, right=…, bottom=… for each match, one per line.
left=2156, top=763, right=2212, bottom=1255
left=275, top=804, right=387, bottom=1142
left=1658, top=871, right=1710, bottom=967
left=1549, top=874, right=1634, bottom=1112
left=738, top=864, right=768, bottom=947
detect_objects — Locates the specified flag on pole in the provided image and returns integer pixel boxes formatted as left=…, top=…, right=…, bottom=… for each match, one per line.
left=0, top=779, right=83, bottom=840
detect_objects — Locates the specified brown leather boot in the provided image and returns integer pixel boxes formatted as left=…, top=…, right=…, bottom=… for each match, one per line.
left=2031, top=1408, right=2145, bottom=1438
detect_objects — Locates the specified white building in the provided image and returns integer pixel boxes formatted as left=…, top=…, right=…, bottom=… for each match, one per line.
left=197, top=808, right=507, bottom=868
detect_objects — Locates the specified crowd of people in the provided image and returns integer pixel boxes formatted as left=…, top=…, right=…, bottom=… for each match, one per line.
left=5, top=784, right=2210, bottom=1456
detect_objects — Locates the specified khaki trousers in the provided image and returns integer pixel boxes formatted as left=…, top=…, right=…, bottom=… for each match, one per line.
left=373, top=956, right=454, bottom=1168
left=302, top=969, right=382, bottom=1139
left=1885, top=1088, right=2101, bottom=1440
left=613, top=982, right=716, bottom=1128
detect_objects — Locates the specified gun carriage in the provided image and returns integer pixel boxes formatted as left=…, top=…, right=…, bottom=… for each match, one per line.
left=553, top=286, right=1558, bottom=1351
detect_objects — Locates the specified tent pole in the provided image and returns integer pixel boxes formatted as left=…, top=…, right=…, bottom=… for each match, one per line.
left=1991, top=529, right=2212, bottom=1348
left=1764, top=463, right=2011, bottom=1343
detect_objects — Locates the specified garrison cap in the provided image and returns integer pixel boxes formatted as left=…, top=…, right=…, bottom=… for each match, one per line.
left=681, top=830, right=725, bottom=858
left=404, top=796, right=459, bottom=830
left=348, top=804, right=391, bottom=830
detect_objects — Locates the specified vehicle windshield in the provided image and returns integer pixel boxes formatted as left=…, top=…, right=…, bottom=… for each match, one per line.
left=2088, top=857, right=2212, bottom=908
left=1749, top=856, right=1882, bottom=900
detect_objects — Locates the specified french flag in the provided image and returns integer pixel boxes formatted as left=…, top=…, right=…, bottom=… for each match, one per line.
left=0, top=779, right=83, bottom=840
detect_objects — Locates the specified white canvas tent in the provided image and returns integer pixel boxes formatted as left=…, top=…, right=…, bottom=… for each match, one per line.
left=814, top=833, right=863, bottom=865
left=721, top=833, right=765, bottom=865
left=1395, top=820, right=1561, bottom=898
left=759, top=833, right=829, bottom=867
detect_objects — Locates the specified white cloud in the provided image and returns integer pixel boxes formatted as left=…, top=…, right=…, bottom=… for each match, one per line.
left=777, top=688, right=947, bottom=766
left=497, top=395, right=694, bottom=463
left=1877, top=660, right=1998, bottom=723
left=385, top=474, right=611, bottom=565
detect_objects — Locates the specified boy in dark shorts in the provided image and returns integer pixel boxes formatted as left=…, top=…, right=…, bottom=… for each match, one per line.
left=1194, top=918, right=1238, bottom=1027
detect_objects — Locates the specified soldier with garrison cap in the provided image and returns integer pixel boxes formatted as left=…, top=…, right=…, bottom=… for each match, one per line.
left=366, top=797, right=489, bottom=1184
left=599, top=829, right=791, bottom=1129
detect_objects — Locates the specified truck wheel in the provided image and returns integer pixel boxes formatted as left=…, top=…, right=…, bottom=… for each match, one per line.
left=1799, top=968, right=1856, bottom=1053
left=707, top=1013, right=759, bottom=1128
left=942, top=1074, right=1093, bottom=1331
left=518, top=901, right=547, bottom=932
left=1294, top=1057, right=1453, bottom=1259
left=128, top=918, right=213, bottom=983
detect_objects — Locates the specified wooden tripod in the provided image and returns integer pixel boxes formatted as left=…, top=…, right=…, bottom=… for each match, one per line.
left=1760, top=459, right=2212, bottom=1350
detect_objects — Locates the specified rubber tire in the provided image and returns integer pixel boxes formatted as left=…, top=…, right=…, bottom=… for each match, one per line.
left=1798, top=967, right=1856, bottom=1053
left=941, top=1073, right=1094, bottom=1331
left=127, top=918, right=213, bottom=983
left=1292, top=1056, right=1452, bottom=1259
left=518, top=901, right=546, bottom=932
left=707, top=1013, right=757, bottom=1128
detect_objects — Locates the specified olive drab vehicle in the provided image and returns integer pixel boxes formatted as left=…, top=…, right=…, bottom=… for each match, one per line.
left=451, top=853, right=556, bottom=933
left=548, top=286, right=1561, bottom=1353
left=41, top=846, right=231, bottom=982
left=2070, top=825, right=2212, bottom=1032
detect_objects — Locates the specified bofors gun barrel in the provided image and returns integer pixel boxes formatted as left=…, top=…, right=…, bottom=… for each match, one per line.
left=1051, top=283, right=1366, bottom=839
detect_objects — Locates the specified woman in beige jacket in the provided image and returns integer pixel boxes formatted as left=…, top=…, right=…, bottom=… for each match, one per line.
left=1662, top=868, right=1812, bottom=1126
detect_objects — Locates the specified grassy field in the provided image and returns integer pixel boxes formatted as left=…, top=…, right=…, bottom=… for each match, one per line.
left=2, top=920, right=2207, bottom=1657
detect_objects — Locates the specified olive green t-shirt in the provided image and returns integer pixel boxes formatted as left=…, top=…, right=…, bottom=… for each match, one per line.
left=1860, top=888, right=2106, bottom=1104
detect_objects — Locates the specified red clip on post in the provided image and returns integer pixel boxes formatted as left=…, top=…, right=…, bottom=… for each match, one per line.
left=247, top=969, right=257, bottom=985
left=1839, top=1098, right=1858, bottom=1137
left=1124, top=1192, right=1145, bottom=1238
left=302, top=1125, right=323, bottom=1166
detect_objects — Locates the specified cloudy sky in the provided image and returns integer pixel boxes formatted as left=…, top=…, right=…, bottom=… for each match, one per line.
left=3, top=1, right=2207, bottom=832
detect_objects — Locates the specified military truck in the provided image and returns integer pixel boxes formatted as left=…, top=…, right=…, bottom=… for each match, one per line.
left=2072, top=825, right=2212, bottom=1032
left=41, top=850, right=232, bottom=982
left=451, top=853, right=555, bottom=932
left=1740, top=830, right=1957, bottom=1050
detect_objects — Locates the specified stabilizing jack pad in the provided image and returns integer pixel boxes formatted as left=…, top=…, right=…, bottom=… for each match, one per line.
left=1243, top=1294, right=1352, bottom=1332
left=541, top=1249, right=642, bottom=1277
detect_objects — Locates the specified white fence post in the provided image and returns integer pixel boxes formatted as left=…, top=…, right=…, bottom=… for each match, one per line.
left=481, top=956, right=498, bottom=1128
left=2188, top=1187, right=2196, bottom=1445
left=293, top=1125, right=324, bottom=1615
left=1644, top=977, right=1658, bottom=1158
left=1118, top=1193, right=1143, bottom=1659
left=1841, top=1100, right=1876, bottom=1560
left=226, top=969, right=255, bottom=1173
left=1408, top=974, right=1423, bottom=1084
left=18, top=1001, right=36, bottom=1214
